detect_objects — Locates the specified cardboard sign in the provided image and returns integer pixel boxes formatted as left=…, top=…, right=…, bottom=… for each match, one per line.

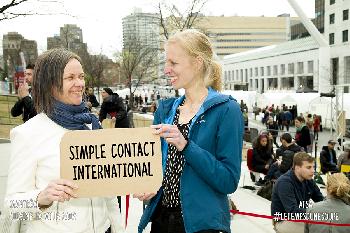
left=60, top=127, right=162, bottom=197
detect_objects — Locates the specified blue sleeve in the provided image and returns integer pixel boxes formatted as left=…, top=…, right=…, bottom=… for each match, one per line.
left=183, top=101, right=243, bottom=194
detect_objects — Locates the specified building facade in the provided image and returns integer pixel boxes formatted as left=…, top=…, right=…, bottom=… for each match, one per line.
left=326, top=0, right=350, bottom=92
left=195, top=15, right=292, bottom=58
left=122, top=9, right=161, bottom=83
left=223, top=0, right=350, bottom=94
left=291, top=0, right=325, bottom=40
left=2, top=32, right=38, bottom=92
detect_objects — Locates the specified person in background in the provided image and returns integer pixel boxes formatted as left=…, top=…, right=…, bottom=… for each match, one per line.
left=320, top=140, right=339, bottom=174
left=5, top=48, right=123, bottom=233
left=338, top=142, right=350, bottom=179
left=305, top=173, right=350, bottom=233
left=294, top=116, right=311, bottom=152
left=136, top=29, right=243, bottom=233
left=99, top=87, right=129, bottom=128
left=86, top=87, right=99, bottom=109
left=313, top=114, right=320, bottom=140
left=252, top=133, right=274, bottom=175
left=267, top=116, right=279, bottom=148
left=271, top=152, right=323, bottom=233
left=11, top=64, right=37, bottom=122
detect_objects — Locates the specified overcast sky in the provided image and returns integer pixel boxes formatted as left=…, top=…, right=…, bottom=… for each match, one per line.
left=0, top=0, right=314, bottom=59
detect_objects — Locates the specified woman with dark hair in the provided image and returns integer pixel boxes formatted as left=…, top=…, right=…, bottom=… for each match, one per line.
left=99, top=87, right=129, bottom=128
left=294, top=116, right=311, bottom=152
left=5, top=49, right=123, bottom=233
left=252, top=133, right=274, bottom=175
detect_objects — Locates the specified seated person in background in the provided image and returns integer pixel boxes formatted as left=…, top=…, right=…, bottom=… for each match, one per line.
left=265, top=133, right=303, bottom=181
left=338, top=142, right=350, bottom=179
left=271, top=152, right=324, bottom=233
left=252, top=133, right=274, bottom=175
left=320, top=140, right=338, bottom=174
left=305, top=173, right=350, bottom=233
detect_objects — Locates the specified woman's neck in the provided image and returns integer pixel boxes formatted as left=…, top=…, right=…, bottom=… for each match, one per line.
left=184, top=84, right=208, bottom=106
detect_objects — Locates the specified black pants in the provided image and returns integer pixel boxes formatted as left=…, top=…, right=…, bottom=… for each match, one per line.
left=151, top=204, right=227, bottom=233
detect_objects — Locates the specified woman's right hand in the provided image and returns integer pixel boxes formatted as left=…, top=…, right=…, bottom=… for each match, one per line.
left=37, top=179, right=78, bottom=208
left=133, top=193, right=156, bottom=201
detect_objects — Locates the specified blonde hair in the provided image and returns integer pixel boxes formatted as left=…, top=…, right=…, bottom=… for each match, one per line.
left=167, top=29, right=222, bottom=91
left=326, top=173, right=350, bottom=204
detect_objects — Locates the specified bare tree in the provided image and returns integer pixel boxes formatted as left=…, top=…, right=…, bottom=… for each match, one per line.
left=158, top=0, right=208, bottom=96
left=158, top=0, right=208, bottom=40
left=119, top=37, right=159, bottom=109
left=1, top=0, right=70, bottom=21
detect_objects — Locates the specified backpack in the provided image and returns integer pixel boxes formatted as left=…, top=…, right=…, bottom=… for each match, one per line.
left=257, top=180, right=274, bottom=201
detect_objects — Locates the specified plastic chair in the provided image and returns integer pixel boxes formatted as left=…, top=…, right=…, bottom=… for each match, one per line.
left=246, top=148, right=260, bottom=182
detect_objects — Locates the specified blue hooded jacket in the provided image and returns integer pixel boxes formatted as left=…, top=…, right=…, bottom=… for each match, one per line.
left=138, top=88, right=244, bottom=233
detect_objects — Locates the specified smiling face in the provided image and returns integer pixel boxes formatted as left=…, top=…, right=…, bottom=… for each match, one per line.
left=53, top=59, right=85, bottom=105
left=164, top=42, right=201, bottom=90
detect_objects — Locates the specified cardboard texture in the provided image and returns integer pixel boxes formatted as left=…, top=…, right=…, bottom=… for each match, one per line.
left=60, top=127, right=162, bottom=197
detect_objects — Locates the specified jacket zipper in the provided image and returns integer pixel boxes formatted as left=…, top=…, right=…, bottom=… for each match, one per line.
left=90, top=199, right=96, bottom=233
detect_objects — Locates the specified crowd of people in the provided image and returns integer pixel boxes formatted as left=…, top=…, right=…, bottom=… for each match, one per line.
left=4, top=29, right=350, bottom=233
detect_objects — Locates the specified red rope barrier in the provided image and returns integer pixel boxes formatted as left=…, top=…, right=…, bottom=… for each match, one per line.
left=230, top=210, right=350, bottom=227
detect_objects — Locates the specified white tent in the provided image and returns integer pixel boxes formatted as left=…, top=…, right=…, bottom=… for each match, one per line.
left=222, top=90, right=257, bottom=110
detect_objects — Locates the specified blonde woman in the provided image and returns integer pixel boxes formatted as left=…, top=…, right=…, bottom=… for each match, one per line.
left=305, top=173, right=350, bottom=233
left=135, top=30, right=244, bottom=233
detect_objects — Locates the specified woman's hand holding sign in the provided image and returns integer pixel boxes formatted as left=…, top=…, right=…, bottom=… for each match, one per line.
left=133, top=193, right=157, bottom=201
left=151, top=124, right=188, bottom=152
left=37, top=179, right=78, bottom=208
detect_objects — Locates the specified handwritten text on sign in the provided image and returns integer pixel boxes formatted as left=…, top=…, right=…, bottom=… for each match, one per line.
left=60, top=127, right=162, bottom=197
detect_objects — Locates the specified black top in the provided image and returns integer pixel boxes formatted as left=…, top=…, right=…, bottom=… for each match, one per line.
left=11, top=95, right=36, bottom=122
left=162, top=102, right=191, bottom=208
left=99, top=94, right=129, bottom=128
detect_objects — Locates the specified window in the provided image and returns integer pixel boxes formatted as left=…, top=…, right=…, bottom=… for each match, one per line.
left=232, top=70, right=235, bottom=81
left=250, top=68, right=253, bottom=77
left=255, top=67, right=258, bottom=76
left=267, top=66, right=271, bottom=76
left=308, top=61, right=314, bottom=73
left=273, top=65, right=278, bottom=75
left=329, top=33, right=335, bottom=45
left=288, top=63, right=294, bottom=74
left=297, top=62, right=304, bottom=74
left=280, top=64, right=286, bottom=75
left=330, top=0, right=335, bottom=5
left=329, top=13, right=335, bottom=24
left=344, top=9, right=349, bottom=21
left=260, top=67, right=264, bottom=76
left=343, top=30, right=348, bottom=42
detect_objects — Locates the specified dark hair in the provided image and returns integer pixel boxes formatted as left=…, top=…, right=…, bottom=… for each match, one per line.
left=32, top=48, right=81, bottom=114
left=281, top=133, right=292, bottom=143
left=103, top=87, right=113, bottom=96
left=26, top=63, right=35, bottom=70
left=293, top=152, right=314, bottom=168
left=253, top=133, right=271, bottom=152
left=295, top=116, right=305, bottom=123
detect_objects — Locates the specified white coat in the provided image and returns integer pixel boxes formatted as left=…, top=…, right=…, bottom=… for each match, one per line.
left=5, top=113, right=124, bottom=233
